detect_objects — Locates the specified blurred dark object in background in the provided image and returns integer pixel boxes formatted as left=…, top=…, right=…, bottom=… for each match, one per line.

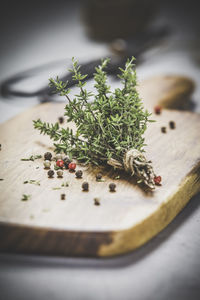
left=82, top=0, right=159, bottom=41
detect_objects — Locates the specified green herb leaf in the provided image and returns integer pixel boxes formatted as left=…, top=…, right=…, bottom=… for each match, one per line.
left=23, top=180, right=40, bottom=186
left=21, top=155, right=42, bottom=161
left=21, top=194, right=31, bottom=201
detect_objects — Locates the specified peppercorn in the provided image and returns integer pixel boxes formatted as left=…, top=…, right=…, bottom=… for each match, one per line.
left=75, top=170, right=83, bottom=178
left=61, top=193, right=66, bottom=200
left=169, top=121, right=175, bottom=129
left=44, top=152, right=52, bottom=161
left=69, top=162, right=76, bottom=171
left=96, top=173, right=102, bottom=181
left=94, top=197, right=100, bottom=206
left=56, top=159, right=64, bottom=168
left=154, top=176, right=162, bottom=185
left=109, top=183, right=116, bottom=192
left=63, top=157, right=71, bottom=169
left=55, top=154, right=62, bottom=160
left=58, top=116, right=64, bottom=124
left=82, top=181, right=89, bottom=191
left=43, top=160, right=51, bottom=169
left=154, top=106, right=162, bottom=115
left=161, top=127, right=166, bottom=133
left=48, top=169, right=54, bottom=178
left=57, top=170, right=63, bottom=178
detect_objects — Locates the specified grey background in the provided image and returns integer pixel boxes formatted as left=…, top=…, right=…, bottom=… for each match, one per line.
left=0, top=1, right=200, bottom=299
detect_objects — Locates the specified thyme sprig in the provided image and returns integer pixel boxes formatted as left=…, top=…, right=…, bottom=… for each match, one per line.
left=23, top=180, right=40, bottom=186
left=34, top=57, right=156, bottom=188
left=21, top=155, right=42, bottom=161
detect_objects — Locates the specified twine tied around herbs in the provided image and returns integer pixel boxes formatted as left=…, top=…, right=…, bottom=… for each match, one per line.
left=107, top=149, right=156, bottom=189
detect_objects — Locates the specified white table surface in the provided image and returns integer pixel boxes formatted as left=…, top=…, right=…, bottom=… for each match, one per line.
left=0, top=1, right=200, bottom=299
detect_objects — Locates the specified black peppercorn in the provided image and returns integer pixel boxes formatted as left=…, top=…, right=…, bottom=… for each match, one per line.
left=96, top=173, right=103, bottom=181
left=94, top=197, right=100, bottom=206
left=63, top=157, right=71, bottom=169
left=58, top=116, right=64, bottom=124
left=44, top=152, right=52, bottom=161
left=47, top=169, right=54, bottom=178
left=161, top=127, right=166, bottom=133
left=169, top=121, right=175, bottom=129
left=61, top=193, right=66, bottom=200
left=75, top=170, right=83, bottom=178
left=82, top=181, right=89, bottom=191
left=109, top=182, right=116, bottom=192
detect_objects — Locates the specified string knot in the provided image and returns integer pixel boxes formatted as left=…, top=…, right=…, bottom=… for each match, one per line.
left=107, top=148, right=156, bottom=189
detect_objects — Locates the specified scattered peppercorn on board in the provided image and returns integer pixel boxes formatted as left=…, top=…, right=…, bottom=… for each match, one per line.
left=0, top=75, right=200, bottom=257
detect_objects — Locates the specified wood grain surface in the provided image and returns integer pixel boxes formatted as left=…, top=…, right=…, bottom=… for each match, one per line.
left=0, top=75, right=200, bottom=257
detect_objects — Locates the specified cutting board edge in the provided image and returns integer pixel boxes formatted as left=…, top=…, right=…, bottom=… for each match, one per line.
left=99, top=163, right=200, bottom=256
left=0, top=163, right=200, bottom=257
left=0, top=103, right=43, bottom=128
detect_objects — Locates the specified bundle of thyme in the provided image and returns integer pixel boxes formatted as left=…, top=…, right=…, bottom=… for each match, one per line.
left=34, top=57, right=156, bottom=189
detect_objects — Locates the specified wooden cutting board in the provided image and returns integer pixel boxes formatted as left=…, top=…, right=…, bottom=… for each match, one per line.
left=0, top=75, right=200, bottom=257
